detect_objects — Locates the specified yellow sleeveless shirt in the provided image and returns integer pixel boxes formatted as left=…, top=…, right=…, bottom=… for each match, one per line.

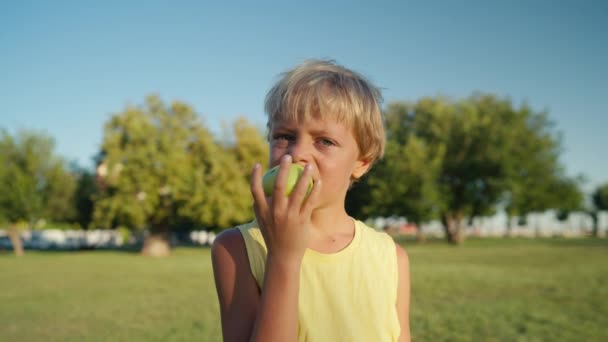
left=237, top=218, right=401, bottom=341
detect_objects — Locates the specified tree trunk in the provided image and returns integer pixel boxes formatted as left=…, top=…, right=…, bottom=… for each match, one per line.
left=8, top=224, right=24, bottom=256
left=141, top=225, right=171, bottom=257
left=590, top=212, right=599, bottom=238
left=504, top=216, right=514, bottom=238
left=443, top=212, right=465, bottom=245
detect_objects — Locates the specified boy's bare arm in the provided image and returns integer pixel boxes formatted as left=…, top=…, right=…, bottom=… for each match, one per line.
left=396, top=244, right=411, bottom=342
left=250, top=254, right=302, bottom=341
left=212, top=228, right=303, bottom=342
left=211, top=229, right=260, bottom=342
left=246, top=157, right=321, bottom=341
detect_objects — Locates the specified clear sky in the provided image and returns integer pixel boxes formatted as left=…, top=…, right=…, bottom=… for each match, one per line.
left=1, top=1, right=606, bottom=192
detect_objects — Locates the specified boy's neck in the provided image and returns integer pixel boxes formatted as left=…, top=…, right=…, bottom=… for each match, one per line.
left=306, top=205, right=357, bottom=254
left=309, top=205, right=354, bottom=237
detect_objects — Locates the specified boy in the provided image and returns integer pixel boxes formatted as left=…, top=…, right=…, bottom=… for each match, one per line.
left=212, top=60, right=411, bottom=341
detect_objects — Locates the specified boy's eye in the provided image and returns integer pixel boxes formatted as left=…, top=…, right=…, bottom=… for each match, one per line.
left=272, top=134, right=294, bottom=142
left=319, top=138, right=335, bottom=146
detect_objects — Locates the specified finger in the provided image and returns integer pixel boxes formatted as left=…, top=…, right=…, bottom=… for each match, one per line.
left=250, top=163, right=269, bottom=215
left=272, top=154, right=292, bottom=206
left=252, top=194, right=264, bottom=223
left=288, top=163, right=314, bottom=208
left=300, top=178, right=322, bottom=216
left=252, top=203, right=268, bottom=236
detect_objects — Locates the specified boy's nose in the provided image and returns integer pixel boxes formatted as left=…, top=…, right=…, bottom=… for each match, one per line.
left=288, top=140, right=312, bottom=165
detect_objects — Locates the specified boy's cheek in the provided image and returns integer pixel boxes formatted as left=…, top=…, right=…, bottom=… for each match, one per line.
left=268, top=153, right=285, bottom=168
left=270, top=145, right=285, bottom=155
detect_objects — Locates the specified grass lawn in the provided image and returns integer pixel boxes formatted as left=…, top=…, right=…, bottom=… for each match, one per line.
left=1, top=237, right=607, bottom=341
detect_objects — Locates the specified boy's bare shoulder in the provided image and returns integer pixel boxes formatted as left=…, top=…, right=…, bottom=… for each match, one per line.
left=212, top=221, right=260, bottom=261
left=212, top=222, right=256, bottom=251
left=212, top=225, right=252, bottom=255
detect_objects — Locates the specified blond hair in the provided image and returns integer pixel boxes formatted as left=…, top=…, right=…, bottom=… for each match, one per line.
left=264, top=60, right=385, bottom=169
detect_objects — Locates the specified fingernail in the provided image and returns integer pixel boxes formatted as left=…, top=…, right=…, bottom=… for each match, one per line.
left=305, top=164, right=312, bottom=171
left=253, top=163, right=260, bottom=170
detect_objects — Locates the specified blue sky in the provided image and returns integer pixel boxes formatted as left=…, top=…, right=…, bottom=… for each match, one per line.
left=1, top=1, right=606, bottom=192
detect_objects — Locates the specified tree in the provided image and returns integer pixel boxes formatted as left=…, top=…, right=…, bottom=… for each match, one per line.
left=381, top=96, right=506, bottom=243
left=175, top=122, right=253, bottom=231
left=502, top=108, right=584, bottom=235
left=592, top=183, right=608, bottom=211
left=72, top=167, right=98, bottom=229
left=353, top=94, right=581, bottom=244
left=347, top=103, right=442, bottom=242
left=551, top=176, right=585, bottom=222
left=591, top=183, right=608, bottom=237
left=222, top=117, right=269, bottom=222
left=92, top=96, right=253, bottom=256
left=229, top=117, right=269, bottom=178
left=0, top=129, right=77, bottom=255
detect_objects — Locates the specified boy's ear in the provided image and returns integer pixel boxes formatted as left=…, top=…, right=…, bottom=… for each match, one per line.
left=352, top=159, right=371, bottom=180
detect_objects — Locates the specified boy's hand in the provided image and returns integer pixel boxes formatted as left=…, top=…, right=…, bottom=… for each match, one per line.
left=250, top=154, right=321, bottom=263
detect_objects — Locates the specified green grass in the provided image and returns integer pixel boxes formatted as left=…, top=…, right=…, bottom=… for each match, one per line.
left=1, top=238, right=607, bottom=341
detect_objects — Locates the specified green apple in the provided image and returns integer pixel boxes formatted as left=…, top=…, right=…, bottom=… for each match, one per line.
left=262, top=164, right=313, bottom=197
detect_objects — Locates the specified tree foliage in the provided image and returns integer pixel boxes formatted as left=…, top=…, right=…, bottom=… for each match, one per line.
left=0, top=129, right=77, bottom=225
left=72, top=167, right=98, bottom=229
left=589, top=182, right=608, bottom=237
left=592, top=183, right=608, bottom=211
left=92, top=96, right=258, bottom=233
left=348, top=94, right=583, bottom=244
left=229, top=117, right=269, bottom=179
left=1, top=92, right=587, bottom=249
left=347, top=103, right=442, bottom=228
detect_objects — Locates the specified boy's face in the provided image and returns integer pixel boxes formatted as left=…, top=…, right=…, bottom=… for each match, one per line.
left=269, top=117, right=370, bottom=208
